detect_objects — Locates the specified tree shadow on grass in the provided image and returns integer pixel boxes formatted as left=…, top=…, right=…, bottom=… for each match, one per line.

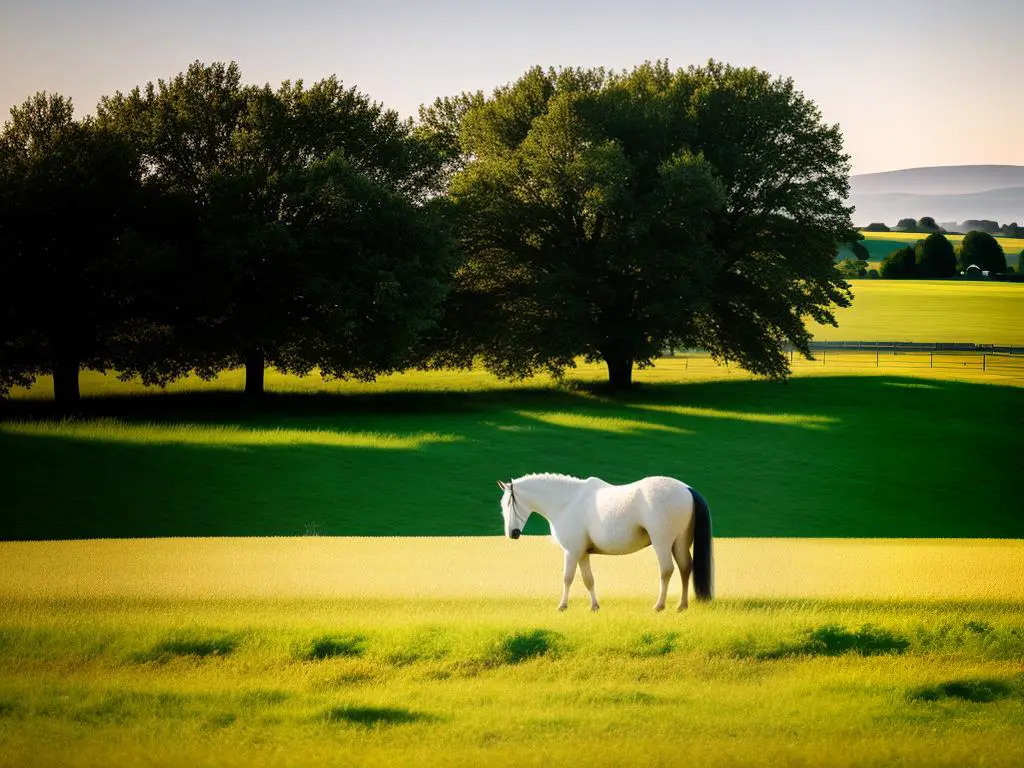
left=1, top=375, right=1021, bottom=539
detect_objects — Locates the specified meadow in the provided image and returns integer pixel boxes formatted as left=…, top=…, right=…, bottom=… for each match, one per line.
left=1, top=280, right=1022, bottom=766
left=1, top=538, right=1023, bottom=768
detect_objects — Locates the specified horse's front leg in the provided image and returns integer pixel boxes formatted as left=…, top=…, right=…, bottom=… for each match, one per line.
left=558, top=549, right=580, bottom=611
left=579, top=553, right=600, bottom=612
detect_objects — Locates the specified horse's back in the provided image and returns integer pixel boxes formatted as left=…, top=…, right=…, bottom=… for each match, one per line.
left=589, top=476, right=693, bottom=531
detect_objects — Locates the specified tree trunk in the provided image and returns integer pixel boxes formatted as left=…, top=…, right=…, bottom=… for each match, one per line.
left=604, top=354, right=634, bottom=391
left=244, top=347, right=265, bottom=397
left=52, top=358, right=81, bottom=404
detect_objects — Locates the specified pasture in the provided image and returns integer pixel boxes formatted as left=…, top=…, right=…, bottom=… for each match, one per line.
left=2, top=279, right=1022, bottom=766
left=1, top=538, right=1023, bottom=767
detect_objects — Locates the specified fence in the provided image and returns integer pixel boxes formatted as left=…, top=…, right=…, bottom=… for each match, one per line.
left=664, top=341, right=1024, bottom=377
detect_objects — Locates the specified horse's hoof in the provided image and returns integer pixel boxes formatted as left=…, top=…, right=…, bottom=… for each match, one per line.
left=557, top=604, right=568, bottom=612
left=591, top=604, right=600, bottom=612
left=653, top=604, right=665, bottom=612
left=677, top=604, right=688, bottom=612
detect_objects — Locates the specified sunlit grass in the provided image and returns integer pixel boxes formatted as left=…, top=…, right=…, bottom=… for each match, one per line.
left=630, top=403, right=838, bottom=429
left=0, top=544, right=1022, bottom=767
left=513, top=410, right=689, bottom=434
left=808, top=280, right=1024, bottom=345
left=0, top=418, right=460, bottom=450
left=3, top=538, right=1022, bottom=602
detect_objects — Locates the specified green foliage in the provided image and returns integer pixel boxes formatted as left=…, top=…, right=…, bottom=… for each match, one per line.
left=97, top=61, right=454, bottom=395
left=0, top=92, right=144, bottom=401
left=959, top=230, right=1007, bottom=274
left=879, top=245, right=918, bottom=278
left=914, top=233, right=957, bottom=278
left=431, top=60, right=853, bottom=388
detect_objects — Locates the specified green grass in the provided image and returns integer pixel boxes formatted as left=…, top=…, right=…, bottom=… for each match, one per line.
left=0, top=597, right=1021, bottom=767
left=808, top=280, right=1024, bottom=344
left=1, top=373, right=1021, bottom=539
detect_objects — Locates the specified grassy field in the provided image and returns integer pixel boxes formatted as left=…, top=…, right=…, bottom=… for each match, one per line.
left=1, top=372, right=1022, bottom=540
left=806, top=280, right=1024, bottom=344
left=2, top=281, right=1021, bottom=764
left=1, top=538, right=1023, bottom=767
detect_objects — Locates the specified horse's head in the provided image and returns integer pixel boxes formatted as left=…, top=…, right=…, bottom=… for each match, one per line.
left=497, top=479, right=526, bottom=540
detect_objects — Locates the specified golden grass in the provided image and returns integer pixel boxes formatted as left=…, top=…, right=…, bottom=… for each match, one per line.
left=808, top=280, right=1024, bottom=345
left=0, top=418, right=460, bottom=450
left=2, top=537, right=1022, bottom=603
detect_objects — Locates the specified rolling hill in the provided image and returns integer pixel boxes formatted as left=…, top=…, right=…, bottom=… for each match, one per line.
left=848, top=165, right=1024, bottom=228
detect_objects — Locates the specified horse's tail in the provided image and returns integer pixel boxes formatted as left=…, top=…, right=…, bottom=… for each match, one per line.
left=690, top=487, right=714, bottom=601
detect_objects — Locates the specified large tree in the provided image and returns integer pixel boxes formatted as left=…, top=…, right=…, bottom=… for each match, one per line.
left=426, top=61, right=853, bottom=388
left=958, top=230, right=1006, bottom=274
left=915, top=233, right=956, bottom=278
left=98, top=61, right=452, bottom=394
left=0, top=93, right=142, bottom=402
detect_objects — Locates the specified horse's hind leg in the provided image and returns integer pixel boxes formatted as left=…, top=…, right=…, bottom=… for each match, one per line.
left=672, top=538, right=693, bottom=611
left=579, top=553, right=599, bottom=612
left=652, top=542, right=674, bottom=612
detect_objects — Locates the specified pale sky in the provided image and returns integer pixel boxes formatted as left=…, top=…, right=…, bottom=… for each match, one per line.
left=1, top=0, right=1021, bottom=175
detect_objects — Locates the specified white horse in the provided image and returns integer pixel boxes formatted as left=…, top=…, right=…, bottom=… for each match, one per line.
left=498, top=473, right=714, bottom=612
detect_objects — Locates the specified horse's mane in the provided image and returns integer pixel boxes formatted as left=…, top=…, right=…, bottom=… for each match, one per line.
left=516, top=472, right=587, bottom=484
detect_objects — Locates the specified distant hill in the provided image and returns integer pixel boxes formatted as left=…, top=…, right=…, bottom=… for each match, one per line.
left=848, top=165, right=1024, bottom=228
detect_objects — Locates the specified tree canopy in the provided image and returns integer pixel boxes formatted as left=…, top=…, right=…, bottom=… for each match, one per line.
left=915, top=233, right=957, bottom=278
left=97, top=61, right=454, bottom=395
left=424, top=61, right=853, bottom=388
left=0, top=92, right=143, bottom=401
left=958, top=230, right=1006, bottom=274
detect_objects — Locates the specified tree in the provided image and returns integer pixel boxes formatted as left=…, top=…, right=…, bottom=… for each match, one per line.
left=917, top=216, right=940, bottom=232
left=98, top=61, right=453, bottom=395
left=1018, top=249, right=1024, bottom=274
left=959, top=230, right=1006, bottom=274
left=879, top=246, right=917, bottom=278
left=863, top=222, right=890, bottom=232
left=0, top=93, right=142, bottom=402
left=914, top=233, right=956, bottom=278
left=429, top=61, right=853, bottom=388
left=895, top=218, right=918, bottom=231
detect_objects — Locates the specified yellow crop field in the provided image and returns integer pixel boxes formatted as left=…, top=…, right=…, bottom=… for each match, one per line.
left=2, top=537, right=1022, bottom=603
left=860, top=230, right=1024, bottom=253
left=808, top=280, right=1024, bottom=345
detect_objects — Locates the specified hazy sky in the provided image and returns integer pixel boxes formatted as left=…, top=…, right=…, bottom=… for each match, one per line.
left=2, top=0, right=1021, bottom=174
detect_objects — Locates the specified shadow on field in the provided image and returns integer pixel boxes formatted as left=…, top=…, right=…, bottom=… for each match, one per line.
left=909, top=677, right=1021, bottom=703
left=1, top=376, right=1020, bottom=540
left=729, top=624, right=911, bottom=661
left=322, top=705, right=434, bottom=727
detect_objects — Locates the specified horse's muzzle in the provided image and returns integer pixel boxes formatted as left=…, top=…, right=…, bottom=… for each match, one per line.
left=510, top=529, right=521, bottom=540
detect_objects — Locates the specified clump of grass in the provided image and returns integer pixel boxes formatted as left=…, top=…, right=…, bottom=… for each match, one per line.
left=732, top=624, right=910, bottom=660
left=910, top=678, right=1015, bottom=703
left=632, top=631, right=678, bottom=657
left=322, top=705, right=430, bottom=727
left=133, top=634, right=239, bottom=663
left=489, top=629, right=563, bottom=665
left=295, top=634, right=367, bottom=661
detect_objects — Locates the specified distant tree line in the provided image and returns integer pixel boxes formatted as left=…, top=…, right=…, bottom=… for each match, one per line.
left=878, top=231, right=1010, bottom=279
left=1, top=59, right=857, bottom=400
left=864, top=218, right=1024, bottom=238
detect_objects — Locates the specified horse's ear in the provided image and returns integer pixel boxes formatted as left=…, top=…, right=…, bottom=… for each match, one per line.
left=497, top=480, right=508, bottom=491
